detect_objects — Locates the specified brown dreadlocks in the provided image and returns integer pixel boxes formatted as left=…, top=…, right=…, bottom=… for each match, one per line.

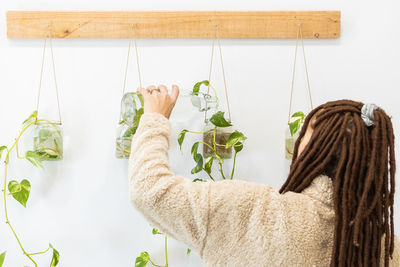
left=279, top=99, right=396, bottom=266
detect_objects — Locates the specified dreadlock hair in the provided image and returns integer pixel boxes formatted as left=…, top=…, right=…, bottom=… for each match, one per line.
left=279, top=99, right=396, bottom=267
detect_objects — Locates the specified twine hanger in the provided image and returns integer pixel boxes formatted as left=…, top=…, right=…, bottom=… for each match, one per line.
left=36, top=23, right=62, bottom=124
left=120, top=24, right=143, bottom=121
left=204, top=22, right=232, bottom=124
left=287, top=23, right=313, bottom=125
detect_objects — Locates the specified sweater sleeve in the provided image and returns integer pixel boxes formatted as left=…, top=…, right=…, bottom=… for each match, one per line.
left=128, top=112, right=212, bottom=255
left=128, top=112, right=283, bottom=260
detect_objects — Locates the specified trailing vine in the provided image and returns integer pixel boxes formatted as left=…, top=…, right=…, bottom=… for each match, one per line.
left=1, top=111, right=60, bottom=267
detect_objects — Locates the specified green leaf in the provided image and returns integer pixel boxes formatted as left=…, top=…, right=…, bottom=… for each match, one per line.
left=8, top=179, right=30, bottom=208
left=291, top=111, right=305, bottom=119
left=0, top=251, right=6, bottom=267
left=191, top=153, right=203, bottom=174
left=123, top=125, right=138, bottom=138
left=137, top=93, right=144, bottom=107
left=289, top=118, right=302, bottom=136
left=22, top=110, right=38, bottom=125
left=177, top=130, right=188, bottom=152
left=152, top=228, right=159, bottom=235
left=210, top=111, right=232, bottom=127
left=204, top=156, right=213, bottom=174
left=134, top=108, right=144, bottom=126
left=0, top=146, right=7, bottom=159
left=186, top=248, right=191, bottom=256
left=135, top=252, right=150, bottom=267
left=225, top=131, right=247, bottom=148
left=191, top=142, right=199, bottom=158
left=193, top=178, right=206, bottom=182
left=234, top=142, right=244, bottom=152
left=41, top=148, right=59, bottom=157
left=25, top=151, right=44, bottom=169
left=49, top=244, right=60, bottom=267
left=193, top=80, right=210, bottom=95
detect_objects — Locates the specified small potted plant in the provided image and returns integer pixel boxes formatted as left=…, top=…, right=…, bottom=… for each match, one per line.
left=33, top=120, right=63, bottom=160
left=187, top=80, right=234, bottom=159
left=116, top=92, right=144, bottom=158
left=202, top=112, right=234, bottom=159
left=285, top=111, right=306, bottom=160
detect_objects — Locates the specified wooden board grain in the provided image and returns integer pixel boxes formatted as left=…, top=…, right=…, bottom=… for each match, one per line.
left=7, top=11, right=341, bottom=39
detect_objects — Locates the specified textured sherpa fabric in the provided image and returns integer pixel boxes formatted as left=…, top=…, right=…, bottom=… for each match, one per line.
left=129, top=112, right=400, bottom=267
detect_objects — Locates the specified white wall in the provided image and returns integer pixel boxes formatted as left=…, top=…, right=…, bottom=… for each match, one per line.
left=0, top=0, right=399, bottom=266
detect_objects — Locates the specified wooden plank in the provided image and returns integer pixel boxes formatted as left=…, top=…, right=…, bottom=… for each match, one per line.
left=6, top=11, right=340, bottom=39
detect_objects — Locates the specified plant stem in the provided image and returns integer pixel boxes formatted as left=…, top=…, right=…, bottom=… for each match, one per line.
left=230, top=151, right=238, bottom=180
left=3, top=119, right=40, bottom=267
left=209, top=85, right=219, bottom=104
left=28, top=245, right=51, bottom=256
left=15, top=142, right=26, bottom=159
left=218, top=162, right=226, bottom=180
left=213, top=128, right=217, bottom=152
left=148, top=258, right=164, bottom=267
left=164, top=235, right=168, bottom=267
left=198, top=141, right=215, bottom=154
left=186, top=129, right=214, bottom=135
left=202, top=168, right=215, bottom=181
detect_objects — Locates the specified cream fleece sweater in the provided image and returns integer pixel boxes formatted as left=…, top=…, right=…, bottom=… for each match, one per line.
left=129, top=112, right=400, bottom=267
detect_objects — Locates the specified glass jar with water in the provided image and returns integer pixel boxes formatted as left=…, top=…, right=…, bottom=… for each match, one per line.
left=33, top=121, right=63, bottom=160
left=116, top=92, right=144, bottom=159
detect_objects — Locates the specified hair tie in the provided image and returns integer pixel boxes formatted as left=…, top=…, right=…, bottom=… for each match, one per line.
left=361, top=103, right=378, bottom=127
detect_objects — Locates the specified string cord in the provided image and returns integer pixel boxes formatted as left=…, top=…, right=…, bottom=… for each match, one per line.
left=120, top=25, right=143, bottom=121
left=288, top=23, right=313, bottom=125
left=204, top=24, right=232, bottom=123
left=36, top=24, right=62, bottom=124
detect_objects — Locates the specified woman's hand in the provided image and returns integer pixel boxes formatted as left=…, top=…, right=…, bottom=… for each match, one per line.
left=137, top=84, right=180, bottom=119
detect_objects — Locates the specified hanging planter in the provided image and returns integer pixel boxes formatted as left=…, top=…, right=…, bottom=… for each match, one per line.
left=33, top=38, right=64, bottom=161
left=33, top=121, right=63, bottom=160
left=285, top=112, right=305, bottom=160
left=116, top=37, right=144, bottom=159
left=285, top=24, right=313, bottom=160
left=202, top=112, right=234, bottom=159
left=116, top=92, right=144, bottom=159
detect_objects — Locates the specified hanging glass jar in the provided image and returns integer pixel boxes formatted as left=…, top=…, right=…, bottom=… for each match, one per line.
left=190, top=92, right=218, bottom=112
left=200, top=36, right=234, bottom=159
left=32, top=38, right=64, bottom=161
left=285, top=126, right=300, bottom=160
left=202, top=119, right=233, bottom=159
left=116, top=122, right=136, bottom=159
left=116, top=92, right=144, bottom=159
left=33, top=121, right=63, bottom=161
left=116, top=36, right=144, bottom=159
left=285, top=23, right=313, bottom=161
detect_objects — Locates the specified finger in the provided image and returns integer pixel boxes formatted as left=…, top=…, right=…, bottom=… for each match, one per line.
left=158, top=84, right=168, bottom=96
left=137, top=87, right=148, bottom=97
left=171, top=84, right=180, bottom=103
left=146, top=85, right=156, bottom=93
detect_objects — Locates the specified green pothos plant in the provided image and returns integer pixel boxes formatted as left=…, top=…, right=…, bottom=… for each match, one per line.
left=134, top=80, right=247, bottom=266
left=289, top=111, right=306, bottom=137
left=0, top=111, right=60, bottom=267
left=285, top=111, right=306, bottom=160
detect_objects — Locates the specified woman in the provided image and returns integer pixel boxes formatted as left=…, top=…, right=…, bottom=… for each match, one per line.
left=129, top=84, right=399, bottom=266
